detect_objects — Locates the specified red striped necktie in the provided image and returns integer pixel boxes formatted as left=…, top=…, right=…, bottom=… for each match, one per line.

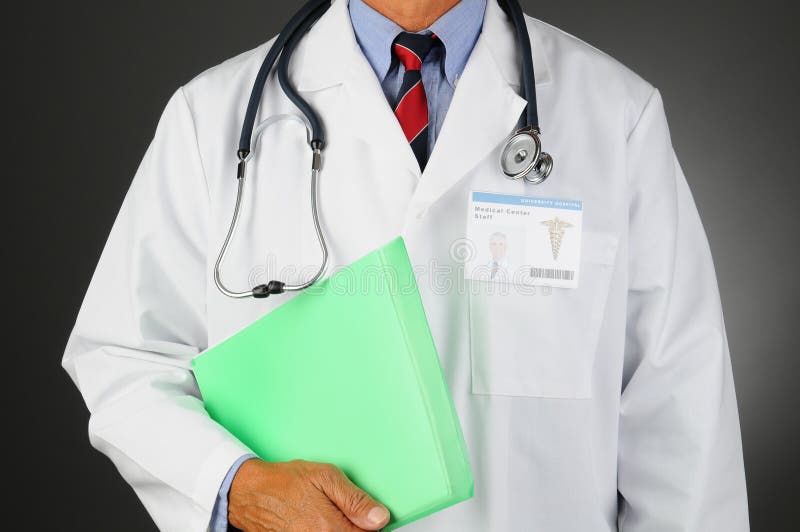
left=392, top=32, right=439, bottom=171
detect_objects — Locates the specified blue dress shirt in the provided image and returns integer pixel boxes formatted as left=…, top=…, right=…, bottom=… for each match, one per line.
left=209, top=1, right=485, bottom=529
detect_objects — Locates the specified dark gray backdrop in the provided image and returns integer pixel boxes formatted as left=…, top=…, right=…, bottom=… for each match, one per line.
left=10, top=1, right=798, bottom=530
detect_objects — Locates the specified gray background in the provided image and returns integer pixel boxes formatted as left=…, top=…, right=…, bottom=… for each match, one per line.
left=10, top=0, right=798, bottom=530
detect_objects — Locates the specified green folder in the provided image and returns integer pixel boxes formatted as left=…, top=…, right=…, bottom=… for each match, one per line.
left=192, top=237, right=473, bottom=530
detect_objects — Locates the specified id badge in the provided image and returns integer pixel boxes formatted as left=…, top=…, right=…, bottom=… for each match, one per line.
left=464, top=191, right=583, bottom=289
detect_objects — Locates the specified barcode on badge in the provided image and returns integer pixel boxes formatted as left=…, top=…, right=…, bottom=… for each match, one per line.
left=531, top=267, right=575, bottom=281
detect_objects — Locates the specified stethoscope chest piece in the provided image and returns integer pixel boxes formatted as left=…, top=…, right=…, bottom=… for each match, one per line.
left=500, top=127, right=553, bottom=185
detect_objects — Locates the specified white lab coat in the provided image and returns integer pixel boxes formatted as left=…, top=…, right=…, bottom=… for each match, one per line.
left=62, top=0, right=749, bottom=530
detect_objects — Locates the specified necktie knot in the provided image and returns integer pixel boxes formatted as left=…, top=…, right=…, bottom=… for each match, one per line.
left=393, top=32, right=438, bottom=72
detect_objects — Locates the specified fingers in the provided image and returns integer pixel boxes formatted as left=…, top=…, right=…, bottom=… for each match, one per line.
left=313, top=463, right=391, bottom=531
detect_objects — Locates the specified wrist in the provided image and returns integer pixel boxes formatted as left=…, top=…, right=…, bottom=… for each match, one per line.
left=231, top=457, right=267, bottom=492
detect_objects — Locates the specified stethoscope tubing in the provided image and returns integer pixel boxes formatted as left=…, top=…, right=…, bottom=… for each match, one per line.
left=498, top=0, right=539, bottom=130
left=238, top=0, right=332, bottom=157
left=217, top=0, right=547, bottom=299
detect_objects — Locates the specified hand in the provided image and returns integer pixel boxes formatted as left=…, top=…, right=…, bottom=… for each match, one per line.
left=228, top=458, right=391, bottom=532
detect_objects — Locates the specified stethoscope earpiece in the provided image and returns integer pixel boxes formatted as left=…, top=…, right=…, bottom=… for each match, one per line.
left=499, top=127, right=553, bottom=184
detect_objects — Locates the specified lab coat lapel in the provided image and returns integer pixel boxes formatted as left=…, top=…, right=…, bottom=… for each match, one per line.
left=410, top=0, right=552, bottom=213
left=411, top=40, right=525, bottom=212
left=294, top=0, right=421, bottom=176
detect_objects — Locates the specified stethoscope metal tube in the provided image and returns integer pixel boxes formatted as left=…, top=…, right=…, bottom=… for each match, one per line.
left=213, top=115, right=329, bottom=299
left=213, top=168, right=250, bottom=299
left=215, top=0, right=552, bottom=299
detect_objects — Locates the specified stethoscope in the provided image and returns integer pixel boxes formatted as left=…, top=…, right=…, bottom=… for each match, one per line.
left=214, top=0, right=553, bottom=299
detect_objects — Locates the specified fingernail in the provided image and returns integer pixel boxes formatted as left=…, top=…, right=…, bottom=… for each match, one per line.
left=367, top=506, right=389, bottom=526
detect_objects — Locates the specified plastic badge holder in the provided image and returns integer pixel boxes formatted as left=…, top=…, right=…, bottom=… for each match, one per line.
left=192, top=237, right=473, bottom=530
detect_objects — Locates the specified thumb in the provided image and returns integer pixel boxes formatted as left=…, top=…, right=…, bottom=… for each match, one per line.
left=316, top=464, right=390, bottom=530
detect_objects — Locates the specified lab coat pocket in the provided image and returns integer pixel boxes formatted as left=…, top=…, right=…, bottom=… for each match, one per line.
left=468, top=232, right=619, bottom=399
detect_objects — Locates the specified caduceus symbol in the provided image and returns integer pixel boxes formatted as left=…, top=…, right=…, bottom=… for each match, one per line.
left=541, top=217, right=573, bottom=260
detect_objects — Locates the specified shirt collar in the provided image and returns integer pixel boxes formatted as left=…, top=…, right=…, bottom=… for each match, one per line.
left=348, top=0, right=487, bottom=88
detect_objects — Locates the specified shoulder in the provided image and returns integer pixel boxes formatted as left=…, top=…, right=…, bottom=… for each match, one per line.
left=171, top=35, right=285, bottom=147
left=525, top=16, right=656, bottom=130
left=180, top=36, right=276, bottom=100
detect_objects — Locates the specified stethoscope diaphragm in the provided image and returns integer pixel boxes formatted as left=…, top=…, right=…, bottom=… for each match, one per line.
left=499, top=128, right=553, bottom=184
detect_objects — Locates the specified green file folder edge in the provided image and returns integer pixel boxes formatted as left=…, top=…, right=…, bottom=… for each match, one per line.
left=192, top=237, right=473, bottom=530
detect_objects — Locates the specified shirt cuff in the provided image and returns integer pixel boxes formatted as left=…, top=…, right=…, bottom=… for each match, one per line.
left=209, top=453, right=258, bottom=531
